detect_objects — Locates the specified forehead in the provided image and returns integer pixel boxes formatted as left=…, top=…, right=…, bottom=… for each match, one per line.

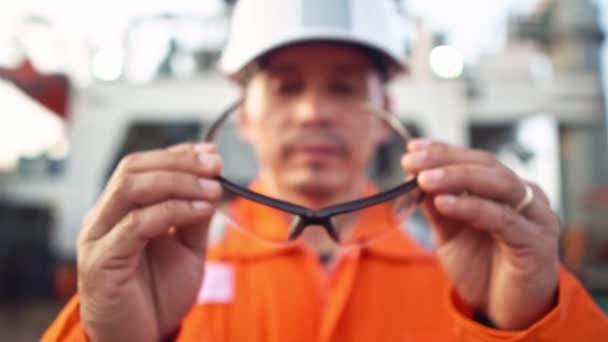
left=262, top=42, right=374, bottom=76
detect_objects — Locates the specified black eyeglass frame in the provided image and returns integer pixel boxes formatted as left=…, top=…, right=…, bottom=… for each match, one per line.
left=203, top=99, right=420, bottom=242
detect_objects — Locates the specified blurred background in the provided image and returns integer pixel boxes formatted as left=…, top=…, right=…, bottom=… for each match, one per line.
left=1, top=0, right=608, bottom=339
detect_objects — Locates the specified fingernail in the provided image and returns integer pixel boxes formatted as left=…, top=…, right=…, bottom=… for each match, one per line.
left=197, top=152, right=210, bottom=165
left=402, top=151, right=427, bottom=168
left=198, top=178, right=221, bottom=196
left=436, top=195, right=457, bottom=207
left=194, top=143, right=210, bottom=165
left=419, top=169, right=444, bottom=186
left=198, top=153, right=219, bottom=171
left=194, top=143, right=210, bottom=153
left=191, top=201, right=212, bottom=213
left=408, top=139, right=433, bottom=151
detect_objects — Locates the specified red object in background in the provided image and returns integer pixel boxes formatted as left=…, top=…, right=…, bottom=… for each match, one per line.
left=0, top=59, right=70, bottom=120
left=563, top=225, right=586, bottom=271
left=54, top=262, right=77, bottom=301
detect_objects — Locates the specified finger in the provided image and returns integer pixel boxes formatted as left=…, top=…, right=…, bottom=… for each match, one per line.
left=420, top=168, right=559, bottom=232
left=101, top=200, right=215, bottom=258
left=518, top=182, right=561, bottom=229
left=86, top=172, right=223, bottom=241
left=528, top=182, right=550, bottom=207
left=115, top=171, right=223, bottom=206
left=432, top=193, right=537, bottom=247
left=168, top=142, right=217, bottom=154
left=83, top=145, right=223, bottom=242
left=417, top=164, right=523, bottom=209
left=175, top=220, right=212, bottom=254
left=419, top=194, right=461, bottom=245
left=402, top=140, right=499, bottom=174
left=113, top=143, right=223, bottom=176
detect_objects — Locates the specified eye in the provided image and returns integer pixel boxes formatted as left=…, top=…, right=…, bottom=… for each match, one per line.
left=276, top=81, right=303, bottom=96
left=329, top=81, right=358, bottom=96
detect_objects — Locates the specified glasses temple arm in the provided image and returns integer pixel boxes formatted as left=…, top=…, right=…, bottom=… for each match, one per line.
left=216, top=176, right=311, bottom=216
left=204, top=99, right=243, bottom=142
left=318, top=177, right=419, bottom=217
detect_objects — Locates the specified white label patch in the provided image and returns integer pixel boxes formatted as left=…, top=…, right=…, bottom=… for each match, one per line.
left=197, top=262, right=234, bottom=304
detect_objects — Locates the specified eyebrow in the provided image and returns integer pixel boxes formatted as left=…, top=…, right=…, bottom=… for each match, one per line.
left=266, top=64, right=298, bottom=77
left=331, top=63, right=367, bottom=77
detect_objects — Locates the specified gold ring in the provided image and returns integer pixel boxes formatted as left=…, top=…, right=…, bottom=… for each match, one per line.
left=514, top=184, right=534, bottom=212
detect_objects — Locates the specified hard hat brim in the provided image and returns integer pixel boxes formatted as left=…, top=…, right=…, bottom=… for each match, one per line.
left=218, top=29, right=407, bottom=81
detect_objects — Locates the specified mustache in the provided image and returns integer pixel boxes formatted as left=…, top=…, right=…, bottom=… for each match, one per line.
left=281, top=131, right=349, bottom=155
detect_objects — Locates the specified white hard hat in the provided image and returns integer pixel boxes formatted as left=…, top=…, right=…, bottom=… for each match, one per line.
left=218, top=0, right=408, bottom=81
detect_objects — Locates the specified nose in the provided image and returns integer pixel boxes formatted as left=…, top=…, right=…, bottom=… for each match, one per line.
left=291, top=90, right=335, bottom=128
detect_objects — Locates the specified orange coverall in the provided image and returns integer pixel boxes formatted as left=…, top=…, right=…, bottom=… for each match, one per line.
left=43, top=182, right=608, bottom=341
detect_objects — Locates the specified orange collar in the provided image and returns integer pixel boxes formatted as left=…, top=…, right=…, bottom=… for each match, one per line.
left=210, top=179, right=433, bottom=261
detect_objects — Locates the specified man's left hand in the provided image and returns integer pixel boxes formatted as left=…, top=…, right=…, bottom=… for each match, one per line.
left=402, top=139, right=560, bottom=331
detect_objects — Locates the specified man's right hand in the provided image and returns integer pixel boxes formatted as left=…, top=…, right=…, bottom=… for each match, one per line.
left=77, top=143, right=223, bottom=342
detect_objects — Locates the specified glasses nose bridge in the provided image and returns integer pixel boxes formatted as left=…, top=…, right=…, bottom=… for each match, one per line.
left=288, top=214, right=340, bottom=243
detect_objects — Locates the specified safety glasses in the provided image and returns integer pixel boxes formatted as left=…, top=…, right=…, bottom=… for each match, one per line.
left=203, top=99, right=422, bottom=247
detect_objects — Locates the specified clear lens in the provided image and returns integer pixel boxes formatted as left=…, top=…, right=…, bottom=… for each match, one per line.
left=206, top=100, right=419, bottom=249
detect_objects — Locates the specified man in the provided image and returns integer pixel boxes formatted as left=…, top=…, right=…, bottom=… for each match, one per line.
left=44, top=0, right=607, bottom=341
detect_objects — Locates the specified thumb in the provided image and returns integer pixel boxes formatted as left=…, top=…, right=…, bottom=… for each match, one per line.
left=176, top=214, right=213, bottom=255
left=420, top=194, right=462, bottom=246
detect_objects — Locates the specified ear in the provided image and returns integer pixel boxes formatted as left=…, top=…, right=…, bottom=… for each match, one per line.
left=237, top=99, right=253, bottom=143
left=383, top=92, right=391, bottom=112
